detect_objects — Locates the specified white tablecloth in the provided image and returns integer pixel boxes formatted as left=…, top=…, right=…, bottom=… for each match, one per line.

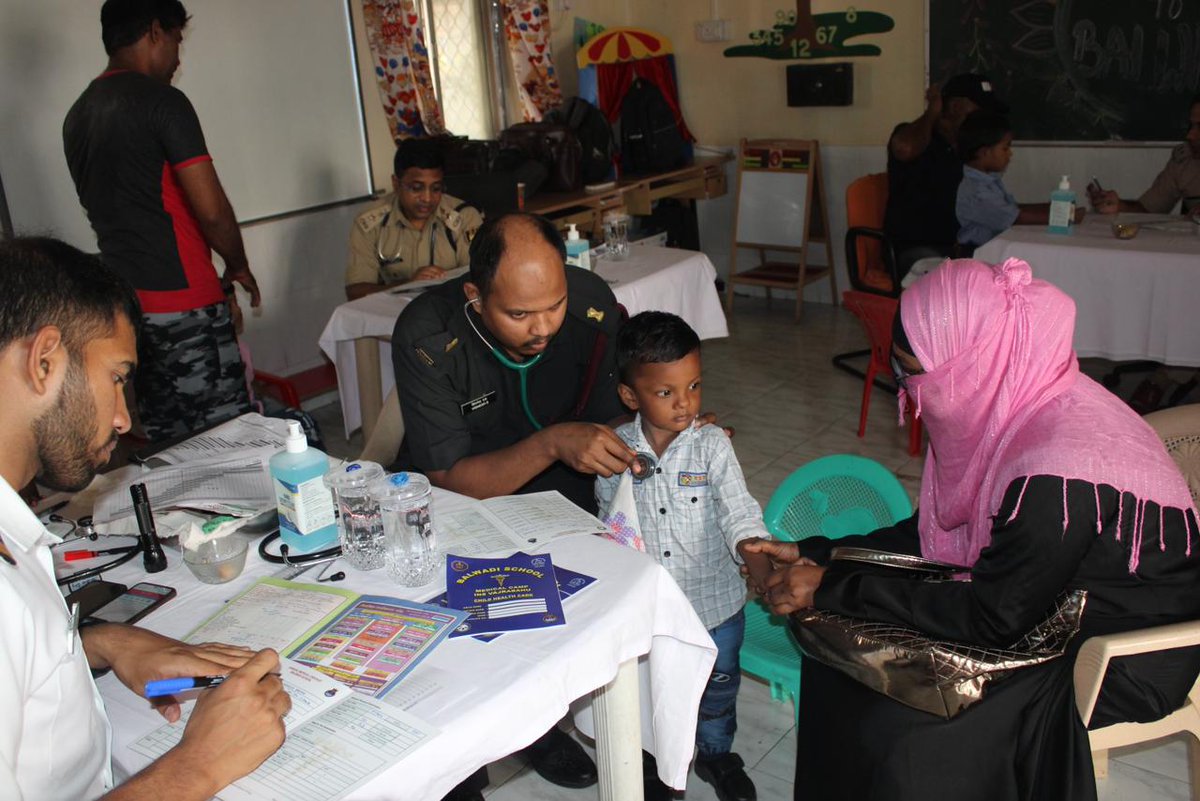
left=95, top=508, right=716, bottom=799
left=975, top=218, right=1200, bottom=367
left=318, top=246, right=730, bottom=436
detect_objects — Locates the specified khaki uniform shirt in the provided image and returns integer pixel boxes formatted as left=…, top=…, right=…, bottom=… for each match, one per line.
left=1138, top=144, right=1200, bottom=214
left=346, top=193, right=483, bottom=286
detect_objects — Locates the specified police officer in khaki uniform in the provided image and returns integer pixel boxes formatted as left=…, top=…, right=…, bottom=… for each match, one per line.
left=346, top=139, right=483, bottom=300
left=1089, top=96, right=1200, bottom=217
left=392, top=213, right=644, bottom=800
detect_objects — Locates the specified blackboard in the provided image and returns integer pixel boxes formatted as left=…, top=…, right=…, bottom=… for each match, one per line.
left=928, top=0, right=1200, bottom=142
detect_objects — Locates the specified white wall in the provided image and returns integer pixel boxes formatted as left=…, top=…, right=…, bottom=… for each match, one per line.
left=236, top=199, right=375, bottom=376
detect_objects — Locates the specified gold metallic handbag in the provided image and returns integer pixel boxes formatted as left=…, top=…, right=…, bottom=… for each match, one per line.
left=789, top=547, right=1087, bottom=719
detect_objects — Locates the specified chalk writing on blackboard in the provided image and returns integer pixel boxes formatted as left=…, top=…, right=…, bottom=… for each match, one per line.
left=930, top=0, right=1200, bottom=141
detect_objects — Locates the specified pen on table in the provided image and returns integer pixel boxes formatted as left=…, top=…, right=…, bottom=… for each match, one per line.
left=63, top=546, right=139, bottom=562
left=145, top=672, right=283, bottom=698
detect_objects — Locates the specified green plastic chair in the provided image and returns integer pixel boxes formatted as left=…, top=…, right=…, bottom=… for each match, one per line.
left=739, top=454, right=914, bottom=720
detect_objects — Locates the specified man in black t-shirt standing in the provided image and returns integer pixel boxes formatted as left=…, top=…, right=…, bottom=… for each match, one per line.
left=63, top=0, right=259, bottom=441
left=884, top=74, right=1008, bottom=276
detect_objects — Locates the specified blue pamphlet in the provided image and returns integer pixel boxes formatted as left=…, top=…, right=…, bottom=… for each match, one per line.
left=431, top=556, right=596, bottom=642
left=444, top=552, right=567, bottom=638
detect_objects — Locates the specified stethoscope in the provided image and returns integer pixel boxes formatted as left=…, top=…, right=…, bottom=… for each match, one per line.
left=376, top=211, right=440, bottom=266
left=257, top=531, right=345, bottom=582
left=47, top=514, right=141, bottom=586
left=462, top=298, right=545, bottom=431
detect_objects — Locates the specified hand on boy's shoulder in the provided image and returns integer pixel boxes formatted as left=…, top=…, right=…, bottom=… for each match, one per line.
left=694, top=412, right=734, bottom=439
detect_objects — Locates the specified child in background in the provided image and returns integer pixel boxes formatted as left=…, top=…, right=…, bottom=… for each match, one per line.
left=955, top=110, right=1083, bottom=250
left=595, top=311, right=771, bottom=801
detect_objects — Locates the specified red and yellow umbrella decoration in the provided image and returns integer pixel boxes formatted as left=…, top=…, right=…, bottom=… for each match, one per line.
left=577, top=27, right=673, bottom=68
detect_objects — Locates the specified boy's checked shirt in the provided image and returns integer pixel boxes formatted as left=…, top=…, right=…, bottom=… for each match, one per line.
left=595, top=416, right=769, bottom=629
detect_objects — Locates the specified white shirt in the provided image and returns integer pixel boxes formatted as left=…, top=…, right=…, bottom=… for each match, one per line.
left=0, top=477, right=111, bottom=801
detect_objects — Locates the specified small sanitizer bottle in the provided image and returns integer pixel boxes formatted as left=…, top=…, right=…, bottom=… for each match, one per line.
left=270, top=420, right=338, bottom=554
left=564, top=223, right=592, bottom=271
left=1048, top=175, right=1076, bottom=235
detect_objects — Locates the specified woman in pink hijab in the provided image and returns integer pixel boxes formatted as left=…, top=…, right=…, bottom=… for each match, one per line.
left=746, top=258, right=1200, bottom=801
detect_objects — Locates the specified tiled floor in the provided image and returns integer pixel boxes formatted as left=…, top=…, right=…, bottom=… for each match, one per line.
left=311, top=296, right=1190, bottom=800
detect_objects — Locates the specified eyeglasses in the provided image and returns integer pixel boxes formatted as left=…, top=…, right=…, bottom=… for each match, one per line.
left=890, top=352, right=921, bottom=391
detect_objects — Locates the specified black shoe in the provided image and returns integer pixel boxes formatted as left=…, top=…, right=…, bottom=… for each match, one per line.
left=522, top=727, right=598, bottom=789
left=695, top=753, right=756, bottom=801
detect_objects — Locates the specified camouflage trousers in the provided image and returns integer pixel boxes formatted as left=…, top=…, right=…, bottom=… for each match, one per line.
left=136, top=302, right=251, bottom=441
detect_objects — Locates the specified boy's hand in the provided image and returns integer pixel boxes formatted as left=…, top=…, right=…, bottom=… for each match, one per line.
left=738, top=543, right=774, bottom=596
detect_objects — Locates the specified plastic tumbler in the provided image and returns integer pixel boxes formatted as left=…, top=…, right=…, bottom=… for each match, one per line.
left=603, top=213, right=629, bottom=260
left=370, top=472, right=438, bottom=586
left=323, top=460, right=386, bottom=570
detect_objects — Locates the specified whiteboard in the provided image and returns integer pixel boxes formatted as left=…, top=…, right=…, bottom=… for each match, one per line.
left=735, top=170, right=809, bottom=249
left=0, top=0, right=371, bottom=247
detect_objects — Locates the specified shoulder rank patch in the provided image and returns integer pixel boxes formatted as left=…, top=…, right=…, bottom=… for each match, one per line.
left=587, top=307, right=605, bottom=323
left=678, top=472, right=709, bottom=488
left=355, top=203, right=389, bottom=234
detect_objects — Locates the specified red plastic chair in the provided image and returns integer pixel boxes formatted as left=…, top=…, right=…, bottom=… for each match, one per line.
left=842, top=290, right=922, bottom=457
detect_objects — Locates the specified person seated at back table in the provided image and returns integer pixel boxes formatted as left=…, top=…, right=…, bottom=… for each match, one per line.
left=955, top=111, right=1085, bottom=251
left=885, top=74, right=1008, bottom=277
left=345, top=138, right=483, bottom=300
left=1088, top=95, right=1200, bottom=218
left=594, top=311, right=771, bottom=801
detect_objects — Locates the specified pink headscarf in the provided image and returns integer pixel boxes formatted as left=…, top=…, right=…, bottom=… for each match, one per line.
left=900, top=257, right=1196, bottom=570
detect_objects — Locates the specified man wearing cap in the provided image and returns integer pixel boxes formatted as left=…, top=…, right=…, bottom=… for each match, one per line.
left=1088, top=94, right=1200, bottom=218
left=884, top=74, right=1009, bottom=276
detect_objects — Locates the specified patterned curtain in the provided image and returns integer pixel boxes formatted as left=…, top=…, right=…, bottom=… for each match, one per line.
left=361, top=0, right=445, bottom=139
left=500, top=0, right=562, bottom=121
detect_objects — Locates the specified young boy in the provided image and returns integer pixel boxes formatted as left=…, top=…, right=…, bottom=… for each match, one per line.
left=955, top=110, right=1083, bottom=250
left=595, top=311, right=770, bottom=801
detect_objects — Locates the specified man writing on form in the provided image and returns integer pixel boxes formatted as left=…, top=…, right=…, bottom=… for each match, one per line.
left=0, top=238, right=290, bottom=800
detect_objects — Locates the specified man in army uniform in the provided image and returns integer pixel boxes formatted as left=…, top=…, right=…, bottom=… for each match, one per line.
left=346, top=139, right=484, bottom=300
left=391, top=212, right=638, bottom=798
left=1089, top=95, right=1200, bottom=216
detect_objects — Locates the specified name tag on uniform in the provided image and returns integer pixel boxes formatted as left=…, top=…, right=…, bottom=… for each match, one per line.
left=678, top=472, right=709, bottom=487
left=460, top=391, right=496, bottom=416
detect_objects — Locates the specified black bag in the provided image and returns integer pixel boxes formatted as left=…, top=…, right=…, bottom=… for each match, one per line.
left=548, top=97, right=615, bottom=185
left=499, top=122, right=582, bottom=192
left=437, top=136, right=499, bottom=176
left=620, top=78, right=686, bottom=175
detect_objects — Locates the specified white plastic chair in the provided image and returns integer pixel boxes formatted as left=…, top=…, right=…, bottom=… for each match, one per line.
left=1073, top=403, right=1200, bottom=793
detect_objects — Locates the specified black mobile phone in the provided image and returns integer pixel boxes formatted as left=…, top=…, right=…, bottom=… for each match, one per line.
left=66, top=579, right=128, bottom=619
left=88, top=582, right=177, bottom=624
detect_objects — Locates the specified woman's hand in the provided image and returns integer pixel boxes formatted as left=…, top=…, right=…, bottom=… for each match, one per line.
left=761, top=564, right=827, bottom=614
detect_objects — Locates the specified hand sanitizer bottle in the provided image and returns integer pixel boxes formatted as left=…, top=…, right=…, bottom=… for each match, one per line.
left=270, top=420, right=338, bottom=554
left=1048, top=175, right=1076, bottom=235
left=564, top=223, right=591, bottom=271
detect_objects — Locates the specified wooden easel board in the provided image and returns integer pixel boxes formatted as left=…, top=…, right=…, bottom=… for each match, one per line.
left=725, top=138, right=835, bottom=321
left=733, top=140, right=828, bottom=250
